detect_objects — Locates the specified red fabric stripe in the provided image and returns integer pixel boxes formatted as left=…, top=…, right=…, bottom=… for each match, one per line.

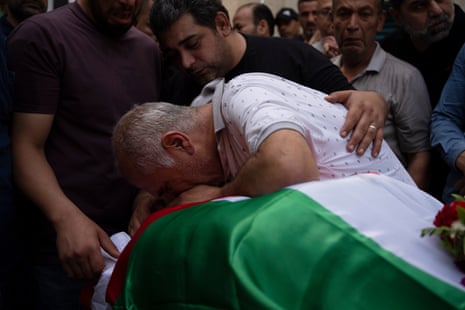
left=106, top=201, right=204, bottom=304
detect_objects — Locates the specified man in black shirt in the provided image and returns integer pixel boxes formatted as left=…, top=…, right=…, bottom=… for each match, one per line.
left=152, top=0, right=388, bottom=159
left=381, top=0, right=465, bottom=201
left=381, top=0, right=465, bottom=107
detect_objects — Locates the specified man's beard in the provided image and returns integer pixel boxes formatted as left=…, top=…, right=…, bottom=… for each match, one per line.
left=405, top=8, right=454, bottom=43
left=88, top=1, right=135, bottom=37
left=94, top=20, right=133, bottom=37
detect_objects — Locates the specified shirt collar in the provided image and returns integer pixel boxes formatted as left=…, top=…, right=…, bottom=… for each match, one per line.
left=332, top=42, right=386, bottom=81
left=190, top=78, right=226, bottom=134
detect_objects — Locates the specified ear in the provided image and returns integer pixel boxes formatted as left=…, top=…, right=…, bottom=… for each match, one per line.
left=376, top=10, right=387, bottom=32
left=256, top=19, right=270, bottom=36
left=389, top=7, right=402, bottom=26
left=215, top=11, right=233, bottom=35
left=161, top=131, right=195, bottom=155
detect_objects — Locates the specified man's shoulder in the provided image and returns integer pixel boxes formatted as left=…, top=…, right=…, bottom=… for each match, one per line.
left=246, top=35, right=312, bottom=51
left=380, top=29, right=409, bottom=51
left=9, top=4, right=75, bottom=39
left=383, top=51, right=421, bottom=74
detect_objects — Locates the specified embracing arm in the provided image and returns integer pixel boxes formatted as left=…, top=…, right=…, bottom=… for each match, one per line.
left=12, top=113, right=118, bottom=280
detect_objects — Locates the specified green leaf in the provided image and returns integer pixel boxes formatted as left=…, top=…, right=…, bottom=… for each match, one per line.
left=421, top=227, right=452, bottom=237
left=458, top=207, right=465, bottom=224
left=451, top=193, right=465, bottom=201
left=421, top=227, right=435, bottom=237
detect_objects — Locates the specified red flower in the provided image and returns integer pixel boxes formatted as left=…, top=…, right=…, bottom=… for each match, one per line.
left=434, top=200, right=465, bottom=227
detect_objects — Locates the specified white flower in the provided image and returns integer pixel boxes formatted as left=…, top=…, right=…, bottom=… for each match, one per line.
left=451, top=220, right=465, bottom=232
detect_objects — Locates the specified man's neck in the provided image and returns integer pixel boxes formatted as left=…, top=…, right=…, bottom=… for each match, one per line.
left=228, top=32, right=247, bottom=72
left=411, top=37, right=432, bottom=53
left=340, top=44, right=376, bottom=82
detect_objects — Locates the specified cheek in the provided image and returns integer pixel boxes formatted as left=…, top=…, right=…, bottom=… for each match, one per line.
left=404, top=14, right=429, bottom=30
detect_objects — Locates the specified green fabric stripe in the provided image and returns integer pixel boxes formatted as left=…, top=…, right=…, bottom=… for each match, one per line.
left=114, top=189, right=465, bottom=310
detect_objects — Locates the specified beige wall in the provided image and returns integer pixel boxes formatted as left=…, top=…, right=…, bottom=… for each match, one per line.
left=457, top=0, right=465, bottom=10
left=223, top=0, right=299, bottom=19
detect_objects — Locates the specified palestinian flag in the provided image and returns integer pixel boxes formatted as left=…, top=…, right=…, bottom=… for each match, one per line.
left=105, top=174, right=465, bottom=309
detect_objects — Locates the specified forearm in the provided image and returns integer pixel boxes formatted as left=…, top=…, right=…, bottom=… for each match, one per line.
left=220, top=155, right=317, bottom=197
left=219, top=130, right=319, bottom=197
left=406, top=151, right=430, bottom=190
left=13, top=142, right=82, bottom=225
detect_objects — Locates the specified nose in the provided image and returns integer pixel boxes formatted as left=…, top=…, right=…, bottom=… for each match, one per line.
left=308, top=13, right=316, bottom=23
left=428, top=0, right=443, bottom=16
left=179, top=50, right=195, bottom=70
left=347, top=13, right=359, bottom=30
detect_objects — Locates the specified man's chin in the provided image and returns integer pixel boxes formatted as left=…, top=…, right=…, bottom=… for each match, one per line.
left=95, top=22, right=132, bottom=37
left=409, top=27, right=451, bottom=43
left=192, top=72, right=216, bottom=85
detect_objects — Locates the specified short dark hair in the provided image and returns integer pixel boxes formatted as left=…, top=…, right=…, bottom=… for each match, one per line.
left=252, top=4, right=275, bottom=36
left=150, top=0, right=229, bottom=38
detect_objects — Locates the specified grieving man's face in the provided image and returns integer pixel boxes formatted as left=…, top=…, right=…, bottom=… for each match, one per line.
left=159, top=13, right=234, bottom=85
left=391, top=0, right=454, bottom=43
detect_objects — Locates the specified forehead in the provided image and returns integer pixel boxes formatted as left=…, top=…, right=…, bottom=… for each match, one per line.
left=235, top=6, right=253, bottom=17
left=318, top=0, right=333, bottom=8
left=397, top=0, right=453, bottom=9
left=334, top=0, right=377, bottom=8
left=234, top=7, right=254, bottom=21
left=159, top=13, right=206, bottom=48
left=299, top=1, right=319, bottom=11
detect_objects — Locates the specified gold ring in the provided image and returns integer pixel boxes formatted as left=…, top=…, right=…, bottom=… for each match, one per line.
left=368, top=124, right=377, bottom=131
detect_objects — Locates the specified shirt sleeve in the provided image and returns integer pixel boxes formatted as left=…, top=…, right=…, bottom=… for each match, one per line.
left=391, top=66, right=432, bottom=154
left=7, top=19, right=61, bottom=114
left=221, top=85, right=306, bottom=154
left=430, top=44, right=465, bottom=171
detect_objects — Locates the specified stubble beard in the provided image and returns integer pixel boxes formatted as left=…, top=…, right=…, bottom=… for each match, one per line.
left=405, top=6, right=454, bottom=44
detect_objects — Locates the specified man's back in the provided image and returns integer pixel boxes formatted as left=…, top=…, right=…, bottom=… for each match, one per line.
left=217, top=73, right=414, bottom=185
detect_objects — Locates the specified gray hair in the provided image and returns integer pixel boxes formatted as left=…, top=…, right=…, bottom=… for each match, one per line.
left=113, top=102, right=197, bottom=175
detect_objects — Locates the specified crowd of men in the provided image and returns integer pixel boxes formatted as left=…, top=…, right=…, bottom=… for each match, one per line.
left=1, top=0, right=465, bottom=309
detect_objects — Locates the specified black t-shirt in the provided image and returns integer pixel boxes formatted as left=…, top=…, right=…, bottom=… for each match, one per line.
left=163, top=35, right=353, bottom=106
left=381, top=4, right=465, bottom=107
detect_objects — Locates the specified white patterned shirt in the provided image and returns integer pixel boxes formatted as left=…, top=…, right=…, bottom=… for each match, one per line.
left=197, top=72, right=415, bottom=186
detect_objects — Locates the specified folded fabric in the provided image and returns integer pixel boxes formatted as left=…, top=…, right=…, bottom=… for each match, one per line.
left=107, top=174, right=465, bottom=309
left=91, top=232, right=131, bottom=310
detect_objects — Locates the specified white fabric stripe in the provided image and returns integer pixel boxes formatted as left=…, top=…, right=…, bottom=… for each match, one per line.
left=289, top=173, right=465, bottom=292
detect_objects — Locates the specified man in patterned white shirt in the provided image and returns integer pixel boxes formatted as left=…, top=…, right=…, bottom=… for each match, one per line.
left=112, top=73, right=415, bottom=206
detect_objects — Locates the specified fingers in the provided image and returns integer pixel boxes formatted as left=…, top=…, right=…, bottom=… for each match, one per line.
left=60, top=246, right=104, bottom=280
left=99, top=229, right=120, bottom=259
left=325, top=90, right=353, bottom=105
left=345, top=118, right=377, bottom=156
left=371, top=127, right=384, bottom=157
left=327, top=90, right=387, bottom=157
left=128, top=217, right=141, bottom=236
